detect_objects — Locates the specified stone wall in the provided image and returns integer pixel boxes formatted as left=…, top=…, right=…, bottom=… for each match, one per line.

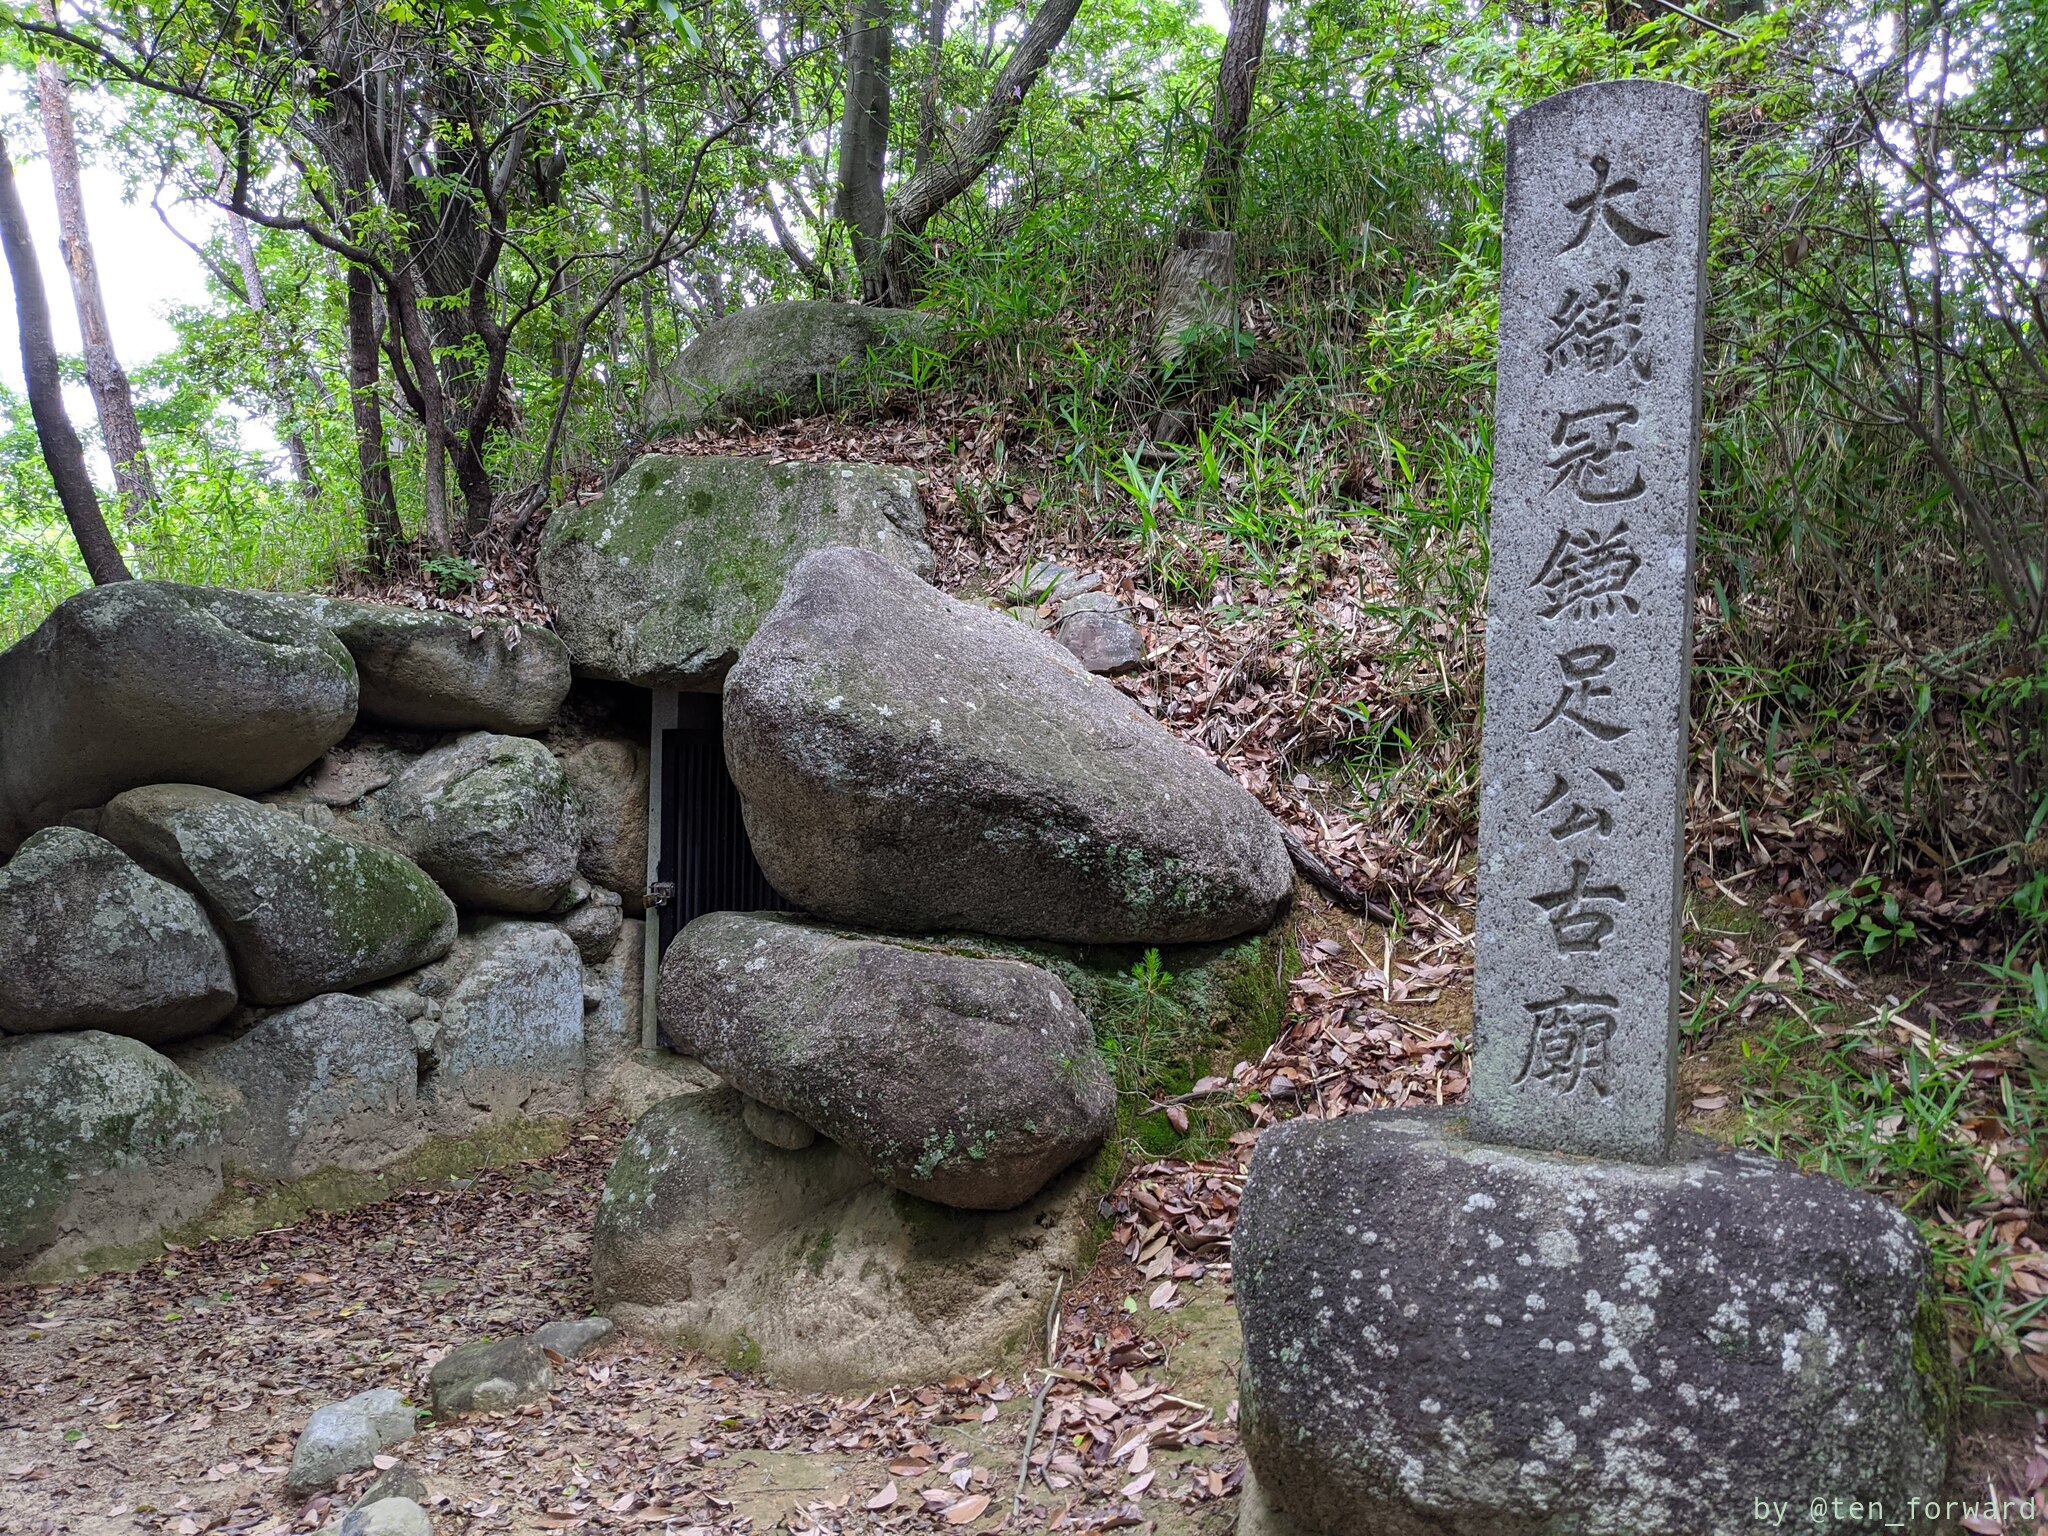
left=0, top=584, right=650, bottom=1283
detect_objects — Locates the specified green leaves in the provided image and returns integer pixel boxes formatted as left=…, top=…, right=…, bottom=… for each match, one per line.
left=441, top=0, right=699, bottom=85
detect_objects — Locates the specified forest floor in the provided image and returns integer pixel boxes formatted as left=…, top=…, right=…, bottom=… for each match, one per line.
left=10, top=401, right=2048, bottom=1531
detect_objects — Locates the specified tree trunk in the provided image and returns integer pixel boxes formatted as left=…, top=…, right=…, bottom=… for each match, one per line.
left=1147, top=0, right=1267, bottom=420
left=345, top=259, right=403, bottom=571
left=914, top=0, right=946, bottom=176
left=1196, top=0, right=1270, bottom=229
left=387, top=275, right=456, bottom=553
left=635, top=56, right=659, bottom=386
left=881, top=0, right=1082, bottom=294
left=0, top=132, right=129, bottom=584
left=836, top=0, right=894, bottom=304
left=1152, top=227, right=1237, bottom=368
left=32, top=8, right=155, bottom=528
left=533, top=149, right=578, bottom=388
left=221, top=199, right=321, bottom=508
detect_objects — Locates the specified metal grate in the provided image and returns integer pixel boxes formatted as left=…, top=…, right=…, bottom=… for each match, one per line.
left=654, top=692, right=792, bottom=966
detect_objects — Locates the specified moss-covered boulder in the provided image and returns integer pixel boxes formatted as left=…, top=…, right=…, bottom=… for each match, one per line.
left=593, top=1085, right=1088, bottom=1390
left=172, top=994, right=424, bottom=1179
left=581, top=916, right=645, bottom=1101
left=934, top=929, right=1291, bottom=1058
left=369, top=732, right=580, bottom=913
left=285, top=596, right=571, bottom=733
left=0, top=581, right=357, bottom=855
left=641, top=300, right=936, bottom=433
left=660, top=912, right=1113, bottom=1209
left=725, top=547, right=1294, bottom=943
left=0, top=1031, right=223, bottom=1283
left=0, top=826, right=236, bottom=1043
left=98, top=784, right=456, bottom=1006
left=537, top=455, right=934, bottom=690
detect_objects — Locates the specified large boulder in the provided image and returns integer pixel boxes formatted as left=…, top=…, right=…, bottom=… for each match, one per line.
left=538, top=455, right=934, bottom=690
left=593, top=1087, right=1089, bottom=1390
left=1233, top=1110, right=1955, bottom=1536
left=0, top=826, right=235, bottom=1043
left=173, top=994, right=423, bottom=1179
left=724, top=547, right=1294, bottom=943
left=370, top=732, right=581, bottom=913
left=98, top=784, right=456, bottom=1006
left=660, top=913, right=1112, bottom=1209
left=287, top=596, right=571, bottom=733
left=0, top=581, right=357, bottom=854
left=0, top=1031, right=222, bottom=1283
left=363, top=920, right=585, bottom=1136
left=642, top=300, right=935, bottom=433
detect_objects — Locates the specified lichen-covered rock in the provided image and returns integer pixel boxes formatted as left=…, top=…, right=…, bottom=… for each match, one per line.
left=173, top=994, right=423, bottom=1179
left=286, top=596, right=571, bottom=733
left=0, top=1031, right=222, bottom=1283
left=724, top=547, right=1293, bottom=943
left=661, top=913, right=1111, bottom=1209
left=559, top=883, right=624, bottom=963
left=580, top=918, right=645, bottom=1101
left=0, top=581, right=357, bottom=854
left=352, top=1462, right=428, bottom=1511
left=593, top=1086, right=1088, bottom=1389
left=0, top=826, right=235, bottom=1043
left=642, top=300, right=936, bottom=432
left=278, top=734, right=419, bottom=810
left=286, top=1388, right=417, bottom=1493
left=929, top=928, right=1293, bottom=1160
left=367, top=920, right=585, bottom=1136
left=98, top=785, right=456, bottom=1007
left=1056, top=609, right=1145, bottom=674
left=555, top=737, right=649, bottom=913
left=429, top=1336, right=554, bottom=1416
left=370, top=733, right=580, bottom=913
left=594, top=1086, right=869, bottom=1309
left=741, top=1095, right=817, bottom=1151
left=1233, top=1110, right=1955, bottom=1536
left=533, top=1316, right=615, bottom=1359
left=338, top=1497, right=432, bottom=1536
left=930, top=929, right=1290, bottom=1060
left=538, top=455, right=934, bottom=690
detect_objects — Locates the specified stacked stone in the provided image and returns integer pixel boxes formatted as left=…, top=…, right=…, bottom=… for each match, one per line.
left=0, top=582, right=650, bottom=1283
left=543, top=458, right=1295, bottom=1387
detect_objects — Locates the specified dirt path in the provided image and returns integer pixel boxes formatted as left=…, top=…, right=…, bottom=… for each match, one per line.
left=0, top=1120, right=1247, bottom=1536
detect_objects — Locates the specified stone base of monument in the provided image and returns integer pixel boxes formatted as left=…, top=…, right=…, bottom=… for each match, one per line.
left=1234, top=1110, right=1956, bottom=1536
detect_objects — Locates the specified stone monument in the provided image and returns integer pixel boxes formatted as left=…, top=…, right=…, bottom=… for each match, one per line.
left=1469, top=71, right=1707, bottom=1163
left=1232, top=80, right=1955, bottom=1536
